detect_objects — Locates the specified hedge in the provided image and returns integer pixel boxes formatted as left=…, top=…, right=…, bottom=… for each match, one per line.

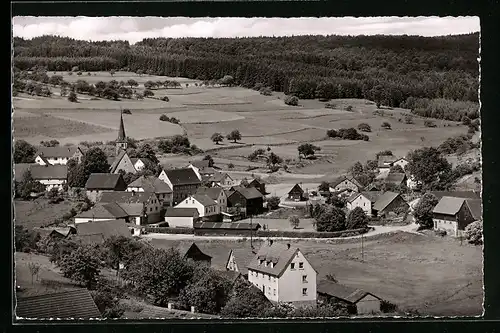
left=143, top=227, right=194, bottom=234
left=254, top=227, right=370, bottom=239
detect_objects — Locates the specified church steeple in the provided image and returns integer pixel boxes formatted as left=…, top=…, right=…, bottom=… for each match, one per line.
left=116, top=109, right=128, bottom=155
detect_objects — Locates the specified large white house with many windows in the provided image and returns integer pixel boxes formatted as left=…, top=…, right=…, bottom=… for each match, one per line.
left=246, top=241, right=317, bottom=307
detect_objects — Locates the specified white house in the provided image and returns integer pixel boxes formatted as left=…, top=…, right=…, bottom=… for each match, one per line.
left=225, top=248, right=258, bottom=278
left=377, top=155, right=396, bottom=174
left=247, top=241, right=317, bottom=307
left=34, top=146, right=83, bottom=165
left=346, top=192, right=374, bottom=216
left=209, top=172, right=235, bottom=188
left=392, top=157, right=409, bottom=171
left=432, top=196, right=479, bottom=237
left=196, top=186, right=228, bottom=213
left=130, top=157, right=153, bottom=172
left=329, top=176, right=363, bottom=193
left=29, top=165, right=68, bottom=191
left=175, top=194, right=218, bottom=220
left=98, top=190, right=163, bottom=224
left=164, top=208, right=200, bottom=228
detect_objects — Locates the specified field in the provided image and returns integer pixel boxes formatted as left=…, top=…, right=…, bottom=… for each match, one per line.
left=13, top=71, right=469, bottom=180
left=148, top=231, right=483, bottom=316
left=14, top=199, right=74, bottom=228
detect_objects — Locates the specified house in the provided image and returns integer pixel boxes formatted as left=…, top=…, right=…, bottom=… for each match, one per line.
left=372, top=191, right=409, bottom=217
left=346, top=192, right=374, bottom=216
left=34, top=146, right=84, bottom=165
left=188, top=160, right=217, bottom=182
left=158, top=168, right=202, bottom=205
left=175, top=194, right=219, bottom=221
left=23, top=164, right=68, bottom=191
left=73, top=202, right=129, bottom=224
left=109, top=150, right=137, bottom=174
left=329, top=176, right=363, bottom=194
left=174, top=242, right=212, bottom=266
left=392, top=157, right=409, bottom=170
left=85, top=173, right=127, bottom=203
left=196, top=186, right=228, bottom=213
left=377, top=155, right=396, bottom=174
left=98, top=190, right=163, bottom=224
left=127, top=175, right=173, bottom=207
left=432, top=196, right=479, bottom=237
left=193, top=221, right=261, bottom=236
left=165, top=207, right=200, bottom=228
left=226, top=248, right=258, bottom=278
left=74, top=218, right=133, bottom=244
left=209, top=172, right=235, bottom=188
left=246, top=178, right=267, bottom=196
left=131, top=157, right=153, bottom=172
left=317, top=280, right=382, bottom=315
left=247, top=240, right=317, bottom=307
left=287, top=184, right=306, bottom=202
left=34, top=227, right=76, bottom=240
left=465, top=198, right=482, bottom=221
left=226, top=185, right=264, bottom=216
left=383, top=173, right=407, bottom=188
left=15, top=289, right=101, bottom=319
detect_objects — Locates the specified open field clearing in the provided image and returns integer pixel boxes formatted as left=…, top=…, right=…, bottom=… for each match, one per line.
left=14, top=199, right=74, bottom=228
left=148, top=231, right=482, bottom=316
left=12, top=110, right=40, bottom=118
left=165, top=109, right=245, bottom=124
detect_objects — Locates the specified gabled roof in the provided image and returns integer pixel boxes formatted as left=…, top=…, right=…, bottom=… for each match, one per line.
left=76, top=219, right=131, bottom=244
left=130, top=157, right=152, bottom=166
left=16, top=289, right=101, bottom=319
left=128, top=175, right=172, bottom=193
left=36, top=146, right=82, bottom=158
left=36, top=154, right=50, bottom=165
left=228, top=186, right=263, bottom=200
left=109, top=150, right=128, bottom=173
left=165, top=207, right=199, bottom=217
left=117, top=111, right=126, bottom=142
left=249, top=178, right=265, bottom=185
left=378, top=155, right=397, bottom=168
left=164, top=168, right=201, bottom=186
left=247, top=242, right=304, bottom=277
left=346, top=192, right=362, bottom=203
left=288, top=184, right=304, bottom=195
left=317, top=280, right=380, bottom=304
left=465, top=199, right=482, bottom=221
left=384, top=173, right=407, bottom=185
left=192, top=194, right=217, bottom=207
left=74, top=203, right=128, bottom=219
left=196, top=186, right=224, bottom=200
left=360, top=191, right=383, bottom=203
left=430, top=191, right=481, bottom=201
left=34, top=227, right=75, bottom=238
left=28, top=165, right=68, bottom=180
left=99, top=191, right=155, bottom=204
left=373, top=191, right=403, bottom=212
left=330, top=175, right=363, bottom=189
left=118, top=203, right=144, bottom=216
left=85, top=173, right=124, bottom=190
left=209, top=172, right=233, bottom=183
left=433, top=196, right=467, bottom=216
left=226, top=248, right=258, bottom=276
left=393, top=157, right=408, bottom=164
left=175, top=242, right=212, bottom=260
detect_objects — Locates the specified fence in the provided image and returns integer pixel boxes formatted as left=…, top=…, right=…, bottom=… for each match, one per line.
left=143, top=227, right=194, bottom=234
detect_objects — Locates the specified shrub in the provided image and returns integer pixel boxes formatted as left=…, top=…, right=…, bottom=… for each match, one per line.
left=77, top=72, right=82, bottom=76
left=424, top=120, right=436, bottom=127
left=357, top=123, right=371, bottom=132
left=326, top=129, right=337, bottom=138
left=404, top=115, right=414, bottom=124
left=259, top=87, right=273, bottom=96
left=435, top=229, right=447, bottom=237
left=228, top=163, right=234, bottom=169
left=267, top=196, right=281, bottom=210
left=345, top=105, right=353, bottom=112
left=122, top=109, right=132, bottom=115
left=381, top=122, right=392, bottom=129
left=380, top=300, right=398, bottom=313
left=465, top=220, right=483, bottom=245
left=284, top=95, right=299, bottom=106
left=159, top=114, right=170, bottom=122
left=161, top=96, right=170, bottom=102
left=325, top=103, right=336, bottom=109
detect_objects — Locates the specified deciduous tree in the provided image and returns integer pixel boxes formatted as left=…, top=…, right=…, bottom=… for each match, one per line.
left=211, top=133, right=224, bottom=145
left=413, top=193, right=439, bottom=229
left=14, top=140, right=36, bottom=163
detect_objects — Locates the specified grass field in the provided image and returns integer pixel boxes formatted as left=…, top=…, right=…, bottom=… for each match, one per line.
left=14, top=199, right=74, bottom=228
left=148, top=231, right=483, bottom=316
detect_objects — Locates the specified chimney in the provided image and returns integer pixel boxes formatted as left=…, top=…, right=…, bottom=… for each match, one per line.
left=287, top=243, right=290, bottom=249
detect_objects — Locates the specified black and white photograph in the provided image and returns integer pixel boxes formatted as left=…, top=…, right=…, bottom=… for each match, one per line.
left=12, top=16, right=482, bottom=320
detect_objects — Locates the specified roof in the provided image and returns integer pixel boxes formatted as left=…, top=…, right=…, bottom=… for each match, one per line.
left=99, top=191, right=155, bottom=204
left=249, top=178, right=265, bottom=185
left=34, top=227, right=74, bottom=238
left=430, top=191, right=481, bottom=201
left=175, top=242, right=211, bottom=259
left=196, top=186, right=224, bottom=200
left=194, top=222, right=261, bottom=230
left=317, top=280, right=379, bottom=304
left=85, top=173, right=124, bottom=190
left=118, top=203, right=144, bottom=216
left=165, top=207, right=199, bottom=217
left=164, top=168, right=201, bottom=186
left=117, top=111, right=126, bottom=142
left=384, top=173, right=407, bottom=185
left=109, top=150, right=127, bottom=173
left=228, top=186, right=264, bottom=200
left=373, top=191, right=402, bottom=212
left=16, top=289, right=101, bottom=319
left=190, top=160, right=210, bottom=168
left=226, top=248, right=257, bottom=276
left=130, top=157, right=152, bottom=166
left=76, top=219, right=131, bottom=244
left=192, top=194, right=217, bottom=207
left=37, top=154, right=50, bottom=165
left=26, top=165, right=68, bottom=180
left=433, top=196, right=467, bottom=216
left=288, top=184, right=304, bottom=195
left=209, top=172, right=232, bottom=182
left=378, top=155, right=397, bottom=168
left=360, top=191, right=383, bottom=203
left=346, top=192, right=361, bottom=203
left=330, top=176, right=363, bottom=189
left=74, top=203, right=128, bottom=219
left=247, top=242, right=301, bottom=277
left=465, top=199, right=482, bottom=221
left=128, top=175, right=172, bottom=193
left=36, top=146, right=81, bottom=158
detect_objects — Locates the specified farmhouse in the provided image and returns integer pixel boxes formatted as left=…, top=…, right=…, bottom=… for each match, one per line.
left=247, top=241, right=317, bottom=307
left=317, top=280, right=382, bottom=315
left=287, top=184, right=306, bottom=202
left=226, top=185, right=264, bottom=217
left=99, top=190, right=163, bottom=224
left=432, top=196, right=479, bottom=237
left=196, top=186, right=228, bottom=213
left=127, top=175, right=173, bottom=207
left=175, top=194, right=219, bottom=221
left=73, top=202, right=129, bottom=224
left=158, top=168, right=202, bottom=205
left=193, top=221, right=261, bottom=236
left=329, top=176, right=363, bottom=194
left=346, top=192, right=374, bottom=216
left=74, top=218, right=132, bottom=244
left=383, top=173, right=407, bottom=188
left=109, top=150, right=137, bottom=174
left=209, top=172, right=235, bottom=188
left=85, top=173, right=127, bottom=203
left=377, top=155, right=397, bottom=174
left=34, top=226, right=76, bottom=240
left=21, top=164, right=68, bottom=192
left=164, top=208, right=200, bottom=228
left=372, top=191, right=409, bottom=217
left=226, top=248, right=258, bottom=278
left=15, top=289, right=101, bottom=319
left=392, top=157, right=409, bottom=170
left=188, top=160, right=217, bottom=182
left=34, top=146, right=83, bottom=166
left=246, top=178, right=267, bottom=196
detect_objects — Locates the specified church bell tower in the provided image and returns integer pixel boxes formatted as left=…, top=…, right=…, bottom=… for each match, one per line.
left=116, top=109, right=128, bottom=155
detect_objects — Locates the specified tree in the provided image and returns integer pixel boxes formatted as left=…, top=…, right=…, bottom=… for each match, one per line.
left=284, top=95, right=299, bottom=106
left=211, top=132, right=224, bottom=145
left=118, top=86, right=133, bottom=99
left=267, top=152, right=283, bottom=167
left=315, top=205, right=346, bottom=232
left=389, top=164, right=405, bottom=173
left=220, top=75, right=234, bottom=86
left=110, top=69, right=116, bottom=76
left=133, top=143, right=159, bottom=165
left=14, top=140, right=37, bottom=163
left=346, top=207, right=369, bottom=230
left=102, top=236, right=144, bottom=277
left=404, top=115, right=414, bottom=124
left=227, top=130, right=242, bottom=143
left=357, top=123, right=371, bottom=132
left=349, top=161, right=364, bottom=177
left=40, top=139, right=60, bottom=147
left=15, top=225, right=40, bottom=253
left=126, top=79, right=138, bottom=88
left=413, top=193, right=439, bottom=229
left=464, top=220, right=483, bottom=245
left=159, top=114, right=170, bottom=122
left=289, top=215, right=300, bottom=229
left=375, top=150, right=393, bottom=159
left=267, top=196, right=280, bottom=210
left=47, top=186, right=63, bottom=204
left=365, top=159, right=378, bottom=171
left=143, top=89, right=154, bottom=97
left=326, top=129, right=337, bottom=138
left=203, top=154, right=214, bottom=167
left=28, top=262, right=41, bottom=285
left=91, top=280, right=125, bottom=318
left=68, top=91, right=78, bottom=102
left=70, top=147, right=111, bottom=187
left=381, top=122, right=392, bottom=129
left=220, top=280, right=272, bottom=318
left=17, top=170, right=45, bottom=199
left=58, top=245, right=101, bottom=289
left=298, top=143, right=321, bottom=158
left=407, top=147, right=452, bottom=189
left=318, top=181, right=330, bottom=192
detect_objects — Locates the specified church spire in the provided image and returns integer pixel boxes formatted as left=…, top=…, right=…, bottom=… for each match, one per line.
left=117, top=108, right=126, bottom=142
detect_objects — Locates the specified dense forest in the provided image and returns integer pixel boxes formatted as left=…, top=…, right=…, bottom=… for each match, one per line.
left=13, top=34, right=480, bottom=119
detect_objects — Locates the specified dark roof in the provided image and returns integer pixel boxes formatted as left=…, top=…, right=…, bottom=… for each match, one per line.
left=34, top=227, right=74, bottom=238
left=75, top=203, right=128, bottom=219
left=384, top=173, right=407, bottom=185
left=37, top=154, right=50, bottom=165
left=466, top=199, right=482, bottom=221
left=373, top=191, right=404, bottom=212
left=26, top=165, right=68, bottom=180
left=117, top=111, right=126, bottom=142
left=430, top=191, right=481, bottom=201
left=226, top=248, right=257, bottom=276
left=118, top=203, right=144, bottom=216
left=317, top=280, right=379, bottom=304
left=109, top=150, right=127, bottom=173
left=209, top=172, right=232, bottom=183
left=85, top=173, right=124, bottom=190
left=378, top=155, right=397, bottom=168
left=76, top=219, right=131, bottom=244
left=218, top=270, right=242, bottom=285
left=330, top=176, right=363, bottom=189
left=175, top=242, right=212, bottom=260
left=360, top=191, right=383, bottom=203
left=229, top=186, right=263, bottom=200
left=99, top=191, right=155, bottom=204
left=346, top=192, right=361, bottom=203
left=192, top=194, right=217, bottom=206
left=433, top=196, right=466, bottom=216
left=130, top=157, right=152, bottom=166
left=128, top=175, right=172, bottom=193
left=164, top=168, right=201, bottom=186
left=288, top=184, right=304, bottom=195
left=16, top=289, right=101, bottom=319
left=165, top=207, right=199, bottom=217
left=247, top=242, right=301, bottom=277
left=36, top=146, right=82, bottom=158
left=190, top=160, right=210, bottom=168
left=196, top=187, right=224, bottom=200
left=194, top=222, right=261, bottom=230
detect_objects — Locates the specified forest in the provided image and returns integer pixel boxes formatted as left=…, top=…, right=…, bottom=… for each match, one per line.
left=13, top=33, right=480, bottom=120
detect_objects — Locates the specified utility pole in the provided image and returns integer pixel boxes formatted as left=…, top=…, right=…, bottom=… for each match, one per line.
left=361, top=233, right=364, bottom=262
left=250, top=214, right=253, bottom=249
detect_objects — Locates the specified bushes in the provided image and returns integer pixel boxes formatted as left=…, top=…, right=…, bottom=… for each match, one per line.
left=345, top=105, right=353, bottom=112
left=267, top=196, right=281, bottom=210
left=465, top=220, right=483, bottom=245
left=15, top=226, right=40, bottom=253
left=284, top=95, right=299, bottom=106
left=327, top=128, right=369, bottom=141
left=402, top=97, right=479, bottom=122
left=143, top=227, right=194, bottom=234
left=438, top=135, right=471, bottom=154
left=259, top=87, right=272, bottom=96
left=122, top=109, right=132, bottom=115
left=380, top=300, right=398, bottom=313
left=255, top=228, right=369, bottom=239
left=424, top=120, right=436, bottom=127
left=159, top=114, right=169, bottom=121
left=435, top=229, right=447, bottom=237
left=381, top=122, right=392, bottom=129
left=161, top=96, right=170, bottom=102
left=357, top=123, right=371, bottom=132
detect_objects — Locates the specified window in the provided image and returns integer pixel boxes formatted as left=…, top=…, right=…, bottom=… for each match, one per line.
left=302, top=288, right=308, bottom=296
left=150, top=207, right=153, bottom=212
left=268, top=286, right=271, bottom=294
left=290, top=263, right=295, bottom=270
left=268, top=275, right=271, bottom=281
left=299, top=262, right=304, bottom=269
left=302, top=275, right=307, bottom=283
left=273, top=289, right=276, bottom=296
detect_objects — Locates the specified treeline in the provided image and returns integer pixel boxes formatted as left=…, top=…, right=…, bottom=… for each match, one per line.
left=13, top=34, right=479, bottom=108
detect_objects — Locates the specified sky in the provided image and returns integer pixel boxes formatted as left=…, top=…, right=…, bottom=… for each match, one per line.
left=12, top=16, right=480, bottom=44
